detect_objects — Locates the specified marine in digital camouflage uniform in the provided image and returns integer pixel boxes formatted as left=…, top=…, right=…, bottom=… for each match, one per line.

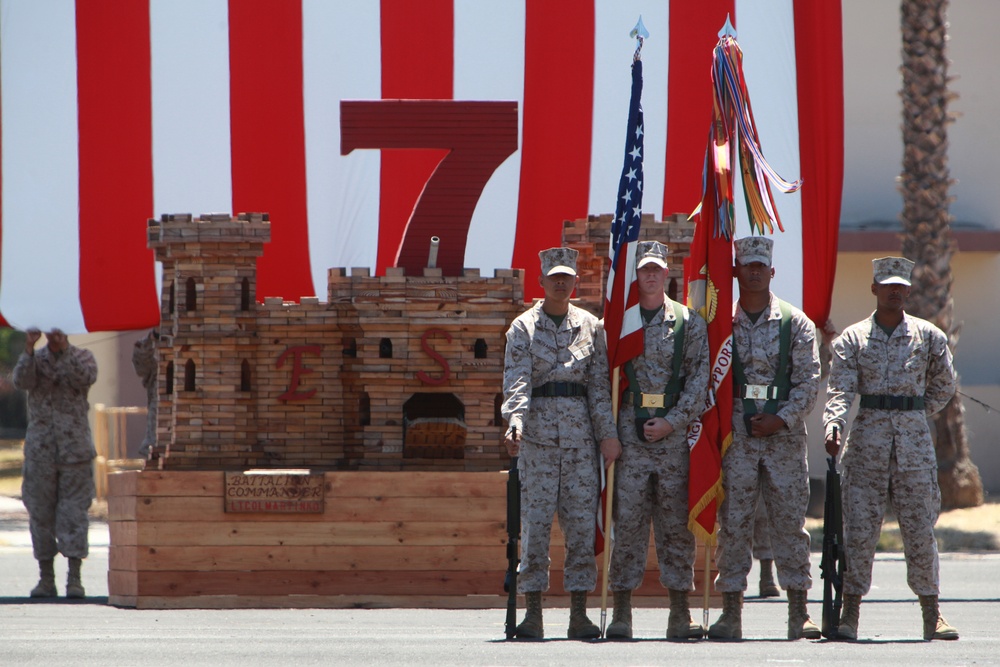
left=502, top=247, right=620, bottom=640
left=604, top=241, right=709, bottom=640
left=13, top=328, right=98, bottom=599
left=823, top=256, right=959, bottom=641
left=132, top=330, right=159, bottom=459
left=708, top=236, right=822, bottom=641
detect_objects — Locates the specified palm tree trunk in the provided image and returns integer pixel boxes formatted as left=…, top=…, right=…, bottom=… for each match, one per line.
left=898, top=0, right=982, bottom=508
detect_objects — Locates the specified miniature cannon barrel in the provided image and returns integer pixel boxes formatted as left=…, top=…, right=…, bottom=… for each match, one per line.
left=427, top=236, right=440, bottom=269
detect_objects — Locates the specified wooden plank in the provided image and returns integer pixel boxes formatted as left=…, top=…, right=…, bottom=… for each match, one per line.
left=134, top=570, right=506, bottom=597
left=137, top=520, right=506, bottom=547
left=128, top=593, right=709, bottom=611
left=135, top=471, right=222, bottom=496
left=133, top=545, right=506, bottom=572
left=326, top=472, right=506, bottom=498
left=108, top=569, right=137, bottom=597
left=132, top=496, right=505, bottom=523
left=107, top=470, right=138, bottom=496
left=133, top=594, right=509, bottom=610
left=127, top=470, right=508, bottom=499
left=109, top=546, right=137, bottom=572
left=109, top=594, right=138, bottom=608
left=107, top=495, right=136, bottom=521
left=109, top=521, right=137, bottom=547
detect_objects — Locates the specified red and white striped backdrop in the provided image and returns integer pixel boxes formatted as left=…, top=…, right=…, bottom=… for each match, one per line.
left=0, top=0, right=841, bottom=334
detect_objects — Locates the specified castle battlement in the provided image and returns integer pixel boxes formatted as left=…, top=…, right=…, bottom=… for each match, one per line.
left=148, top=212, right=689, bottom=473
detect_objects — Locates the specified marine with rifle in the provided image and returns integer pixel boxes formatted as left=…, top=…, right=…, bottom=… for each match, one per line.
left=823, top=256, right=959, bottom=641
left=501, top=247, right=620, bottom=639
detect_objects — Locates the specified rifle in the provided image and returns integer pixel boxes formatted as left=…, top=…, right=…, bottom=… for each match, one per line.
left=503, top=428, right=521, bottom=640
left=820, top=429, right=845, bottom=639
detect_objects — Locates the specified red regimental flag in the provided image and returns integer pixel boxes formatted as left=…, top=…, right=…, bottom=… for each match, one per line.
left=683, top=122, right=733, bottom=544
left=684, top=219, right=732, bottom=543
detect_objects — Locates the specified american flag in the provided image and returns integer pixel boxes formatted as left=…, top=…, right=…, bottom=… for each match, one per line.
left=604, top=58, right=646, bottom=372
left=596, top=56, right=644, bottom=558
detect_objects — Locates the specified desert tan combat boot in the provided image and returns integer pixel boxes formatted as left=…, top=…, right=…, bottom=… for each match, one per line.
left=30, top=558, right=57, bottom=598
left=918, top=595, right=959, bottom=640
left=567, top=590, right=601, bottom=639
left=605, top=590, right=633, bottom=639
left=514, top=591, right=544, bottom=639
left=758, top=559, right=780, bottom=597
left=837, top=593, right=862, bottom=640
left=66, top=557, right=86, bottom=599
left=667, top=589, right=705, bottom=639
left=786, top=589, right=821, bottom=639
left=707, top=591, right=743, bottom=640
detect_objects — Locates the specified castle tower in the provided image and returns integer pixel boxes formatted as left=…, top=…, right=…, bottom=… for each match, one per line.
left=147, top=213, right=270, bottom=469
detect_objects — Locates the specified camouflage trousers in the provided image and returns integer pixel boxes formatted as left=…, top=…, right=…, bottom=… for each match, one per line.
left=517, top=440, right=599, bottom=593
left=21, top=458, right=94, bottom=560
left=715, top=434, right=812, bottom=592
left=609, top=441, right=694, bottom=592
left=843, top=450, right=941, bottom=596
left=752, top=501, right=774, bottom=561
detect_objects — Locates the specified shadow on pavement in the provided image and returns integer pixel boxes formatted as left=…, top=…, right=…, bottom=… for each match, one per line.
left=0, top=596, right=110, bottom=606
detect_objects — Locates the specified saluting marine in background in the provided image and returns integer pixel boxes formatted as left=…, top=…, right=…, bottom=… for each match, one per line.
left=13, top=328, right=98, bottom=599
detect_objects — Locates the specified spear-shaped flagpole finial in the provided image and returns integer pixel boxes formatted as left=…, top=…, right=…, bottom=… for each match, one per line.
left=718, top=14, right=736, bottom=39
left=630, top=15, right=650, bottom=61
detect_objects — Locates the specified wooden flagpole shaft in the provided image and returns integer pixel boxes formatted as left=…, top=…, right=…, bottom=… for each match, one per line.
left=599, top=371, right=621, bottom=636
left=702, top=538, right=712, bottom=631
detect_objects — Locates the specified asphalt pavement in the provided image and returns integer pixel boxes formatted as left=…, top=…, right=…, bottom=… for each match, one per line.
left=1, top=495, right=998, bottom=666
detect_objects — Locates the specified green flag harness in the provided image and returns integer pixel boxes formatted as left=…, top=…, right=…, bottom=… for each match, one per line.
left=732, top=299, right=793, bottom=434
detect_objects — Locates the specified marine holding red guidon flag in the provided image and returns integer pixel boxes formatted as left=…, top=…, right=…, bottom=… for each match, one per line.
left=684, top=17, right=811, bottom=638
left=707, top=236, right=821, bottom=641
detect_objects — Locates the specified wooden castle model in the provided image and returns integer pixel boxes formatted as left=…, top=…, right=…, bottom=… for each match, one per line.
left=107, top=211, right=703, bottom=609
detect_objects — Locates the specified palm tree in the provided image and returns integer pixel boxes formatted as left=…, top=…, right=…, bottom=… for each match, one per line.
left=898, top=0, right=982, bottom=508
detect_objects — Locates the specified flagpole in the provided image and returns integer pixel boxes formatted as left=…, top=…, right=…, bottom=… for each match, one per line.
left=702, top=538, right=712, bottom=631
left=599, top=371, right=620, bottom=637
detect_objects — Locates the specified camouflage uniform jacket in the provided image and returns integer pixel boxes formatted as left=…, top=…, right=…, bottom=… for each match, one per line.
left=732, top=293, right=820, bottom=435
left=618, top=299, right=710, bottom=446
left=502, top=302, right=617, bottom=446
left=13, top=345, right=98, bottom=465
left=823, top=312, right=956, bottom=472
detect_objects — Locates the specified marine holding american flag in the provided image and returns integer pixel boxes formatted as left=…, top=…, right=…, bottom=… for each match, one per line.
left=501, top=247, right=621, bottom=640
left=604, top=241, right=710, bottom=640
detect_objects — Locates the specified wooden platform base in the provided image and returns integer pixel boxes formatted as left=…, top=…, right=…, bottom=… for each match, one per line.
left=107, top=470, right=720, bottom=609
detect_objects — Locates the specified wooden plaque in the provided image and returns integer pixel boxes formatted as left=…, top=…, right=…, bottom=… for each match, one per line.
left=224, top=470, right=325, bottom=513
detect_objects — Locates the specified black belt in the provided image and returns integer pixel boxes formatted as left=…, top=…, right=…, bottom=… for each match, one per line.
left=531, top=382, right=588, bottom=398
left=734, top=384, right=790, bottom=401
left=859, top=394, right=925, bottom=411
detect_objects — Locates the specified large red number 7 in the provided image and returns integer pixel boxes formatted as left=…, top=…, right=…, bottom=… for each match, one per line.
left=340, top=100, right=518, bottom=276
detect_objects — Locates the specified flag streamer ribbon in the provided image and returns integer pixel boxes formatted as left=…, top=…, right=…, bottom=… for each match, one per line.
left=710, top=30, right=803, bottom=238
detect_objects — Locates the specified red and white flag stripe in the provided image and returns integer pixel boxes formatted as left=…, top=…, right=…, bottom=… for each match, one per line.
left=0, top=0, right=840, bottom=333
